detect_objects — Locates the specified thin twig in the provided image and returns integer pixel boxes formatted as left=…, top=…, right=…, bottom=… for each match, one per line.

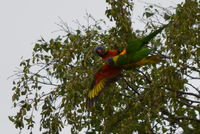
left=186, top=83, right=200, bottom=94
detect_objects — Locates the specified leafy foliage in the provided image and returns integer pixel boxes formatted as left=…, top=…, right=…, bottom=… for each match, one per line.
left=10, top=0, right=200, bottom=133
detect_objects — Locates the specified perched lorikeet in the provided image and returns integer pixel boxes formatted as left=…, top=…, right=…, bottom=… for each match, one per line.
left=87, top=25, right=167, bottom=107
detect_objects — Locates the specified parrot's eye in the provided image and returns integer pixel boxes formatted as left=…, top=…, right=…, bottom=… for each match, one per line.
left=94, top=46, right=106, bottom=57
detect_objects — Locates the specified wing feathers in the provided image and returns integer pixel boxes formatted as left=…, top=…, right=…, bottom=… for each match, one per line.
left=88, top=79, right=106, bottom=99
left=87, top=65, right=121, bottom=108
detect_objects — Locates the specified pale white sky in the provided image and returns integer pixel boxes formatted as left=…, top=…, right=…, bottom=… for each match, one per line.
left=0, top=0, right=183, bottom=133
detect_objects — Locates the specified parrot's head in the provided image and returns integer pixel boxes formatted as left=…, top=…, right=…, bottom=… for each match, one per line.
left=94, top=46, right=106, bottom=57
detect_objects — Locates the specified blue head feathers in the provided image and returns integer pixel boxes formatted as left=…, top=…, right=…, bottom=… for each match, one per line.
left=94, top=46, right=106, bottom=57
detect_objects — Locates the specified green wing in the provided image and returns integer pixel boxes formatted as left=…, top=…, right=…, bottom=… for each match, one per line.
left=115, top=47, right=151, bottom=66
left=126, top=24, right=168, bottom=55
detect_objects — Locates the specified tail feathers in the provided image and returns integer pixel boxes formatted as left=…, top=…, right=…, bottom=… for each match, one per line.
left=123, top=54, right=163, bottom=69
left=140, top=54, right=163, bottom=64
left=127, top=24, right=168, bottom=54
left=142, top=24, right=168, bottom=45
left=134, top=54, right=163, bottom=66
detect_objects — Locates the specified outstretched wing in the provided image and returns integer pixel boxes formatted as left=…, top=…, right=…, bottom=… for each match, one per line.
left=87, top=64, right=121, bottom=108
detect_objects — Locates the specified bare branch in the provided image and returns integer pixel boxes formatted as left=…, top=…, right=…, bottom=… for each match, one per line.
left=37, top=81, right=59, bottom=87
left=164, top=87, right=200, bottom=99
left=179, top=96, right=200, bottom=104
left=185, top=74, right=200, bottom=80
left=186, top=65, right=200, bottom=73
left=122, top=78, right=140, bottom=95
left=136, top=69, right=152, bottom=84
left=186, top=83, right=200, bottom=94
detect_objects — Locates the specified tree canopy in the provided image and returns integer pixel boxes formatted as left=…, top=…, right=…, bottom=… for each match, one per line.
left=10, top=0, right=200, bottom=133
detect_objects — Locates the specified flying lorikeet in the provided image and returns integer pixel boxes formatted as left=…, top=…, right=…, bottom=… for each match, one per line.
left=87, top=25, right=167, bottom=107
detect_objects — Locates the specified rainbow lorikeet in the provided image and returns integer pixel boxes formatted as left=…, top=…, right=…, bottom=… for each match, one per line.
left=87, top=25, right=167, bottom=107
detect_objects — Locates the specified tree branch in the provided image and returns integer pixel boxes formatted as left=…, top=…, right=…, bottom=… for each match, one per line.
left=136, top=69, right=152, bottom=84
left=186, top=65, right=200, bottom=73
left=122, top=78, right=140, bottom=95
left=185, top=74, right=200, bottom=80
left=160, top=108, right=200, bottom=123
left=186, top=83, right=200, bottom=94
left=164, top=87, right=200, bottom=99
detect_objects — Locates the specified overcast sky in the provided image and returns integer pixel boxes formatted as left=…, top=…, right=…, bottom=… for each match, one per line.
left=0, top=0, right=183, bottom=133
